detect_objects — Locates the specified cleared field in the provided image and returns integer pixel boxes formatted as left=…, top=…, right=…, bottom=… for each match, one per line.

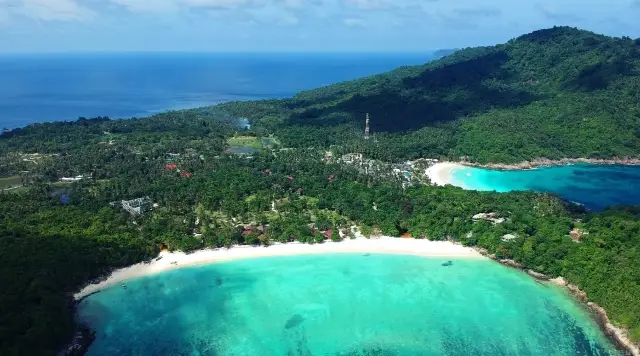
left=0, top=176, right=22, bottom=189
left=227, top=136, right=261, bottom=149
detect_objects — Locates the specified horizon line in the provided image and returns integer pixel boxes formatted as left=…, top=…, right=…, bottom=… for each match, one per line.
left=0, top=49, right=446, bottom=56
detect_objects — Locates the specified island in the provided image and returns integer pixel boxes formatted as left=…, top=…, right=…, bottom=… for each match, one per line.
left=1, top=26, right=639, bottom=355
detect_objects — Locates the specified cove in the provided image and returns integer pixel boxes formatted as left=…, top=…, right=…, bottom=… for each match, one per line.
left=450, top=164, right=640, bottom=211
left=77, top=254, right=620, bottom=355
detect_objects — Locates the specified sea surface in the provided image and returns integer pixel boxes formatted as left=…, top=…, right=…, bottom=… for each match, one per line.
left=450, top=164, right=640, bottom=211
left=0, top=52, right=431, bottom=129
left=77, top=254, right=619, bottom=355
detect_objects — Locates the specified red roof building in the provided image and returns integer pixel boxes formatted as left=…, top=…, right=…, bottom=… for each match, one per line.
left=165, top=164, right=177, bottom=170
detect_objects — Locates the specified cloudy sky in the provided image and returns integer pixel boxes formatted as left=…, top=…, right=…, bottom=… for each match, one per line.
left=0, top=0, right=638, bottom=52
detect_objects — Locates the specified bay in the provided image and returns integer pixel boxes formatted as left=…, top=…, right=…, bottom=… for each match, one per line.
left=450, top=164, right=640, bottom=211
left=78, top=254, right=619, bottom=355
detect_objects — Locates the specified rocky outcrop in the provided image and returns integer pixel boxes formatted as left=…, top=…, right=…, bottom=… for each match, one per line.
left=588, top=302, right=640, bottom=356
left=463, top=157, right=640, bottom=170
left=527, top=270, right=550, bottom=280
left=499, top=259, right=523, bottom=269
left=473, top=247, right=496, bottom=260
left=549, top=276, right=568, bottom=286
left=567, top=283, right=588, bottom=302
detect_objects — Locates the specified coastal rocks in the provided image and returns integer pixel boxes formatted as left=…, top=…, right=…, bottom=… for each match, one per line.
left=551, top=279, right=640, bottom=355
left=464, top=157, right=640, bottom=170
left=549, top=276, right=568, bottom=286
left=526, top=270, right=551, bottom=280
left=473, top=247, right=495, bottom=260
left=499, top=259, right=523, bottom=269
left=567, top=283, right=588, bottom=302
left=588, top=302, right=640, bottom=356
left=468, top=248, right=638, bottom=354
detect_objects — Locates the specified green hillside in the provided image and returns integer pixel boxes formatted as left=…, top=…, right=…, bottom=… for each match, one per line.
left=218, top=27, right=640, bottom=163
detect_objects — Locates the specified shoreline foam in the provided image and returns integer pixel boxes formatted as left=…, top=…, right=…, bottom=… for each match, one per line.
left=74, top=237, right=483, bottom=300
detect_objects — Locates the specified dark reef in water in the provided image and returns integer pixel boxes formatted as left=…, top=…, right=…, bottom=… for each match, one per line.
left=285, top=314, right=306, bottom=329
left=338, top=346, right=399, bottom=356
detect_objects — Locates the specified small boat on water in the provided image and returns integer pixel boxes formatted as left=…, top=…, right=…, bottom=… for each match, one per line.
left=442, top=261, right=453, bottom=267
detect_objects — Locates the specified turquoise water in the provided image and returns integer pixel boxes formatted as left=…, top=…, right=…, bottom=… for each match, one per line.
left=450, top=164, right=640, bottom=210
left=78, top=254, right=619, bottom=355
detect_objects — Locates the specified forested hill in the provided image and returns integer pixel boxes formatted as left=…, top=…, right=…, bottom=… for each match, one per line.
left=219, top=27, right=640, bottom=163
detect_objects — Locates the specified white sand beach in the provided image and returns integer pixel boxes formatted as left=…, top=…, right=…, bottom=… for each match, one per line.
left=426, top=162, right=467, bottom=186
left=74, top=237, right=483, bottom=300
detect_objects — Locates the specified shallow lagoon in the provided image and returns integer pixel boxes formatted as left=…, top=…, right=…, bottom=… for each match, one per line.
left=450, top=164, right=640, bottom=210
left=78, top=254, right=619, bottom=355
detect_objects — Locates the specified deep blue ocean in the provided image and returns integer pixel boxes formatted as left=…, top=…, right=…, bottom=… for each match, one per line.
left=0, top=52, right=431, bottom=129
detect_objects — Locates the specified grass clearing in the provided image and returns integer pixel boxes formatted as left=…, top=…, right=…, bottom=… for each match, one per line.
left=0, top=176, right=22, bottom=189
left=227, top=136, right=262, bottom=149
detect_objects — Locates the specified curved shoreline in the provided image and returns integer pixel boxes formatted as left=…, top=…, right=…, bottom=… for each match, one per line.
left=475, top=248, right=640, bottom=356
left=462, top=157, right=640, bottom=170
left=73, top=237, right=482, bottom=300
left=425, top=162, right=468, bottom=186
left=70, top=237, right=639, bottom=355
left=425, top=158, right=640, bottom=187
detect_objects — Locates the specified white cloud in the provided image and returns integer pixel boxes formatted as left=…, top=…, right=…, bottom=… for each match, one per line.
left=342, top=17, right=366, bottom=27
left=9, top=0, right=95, bottom=21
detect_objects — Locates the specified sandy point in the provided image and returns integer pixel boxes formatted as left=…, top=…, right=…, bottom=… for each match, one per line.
left=426, top=162, right=468, bottom=186
left=74, top=237, right=483, bottom=300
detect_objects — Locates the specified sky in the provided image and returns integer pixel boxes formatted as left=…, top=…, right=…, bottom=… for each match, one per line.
left=0, top=0, right=638, bottom=52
